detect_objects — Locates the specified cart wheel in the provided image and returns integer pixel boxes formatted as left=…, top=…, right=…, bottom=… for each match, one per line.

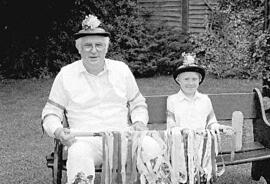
left=53, top=140, right=63, bottom=184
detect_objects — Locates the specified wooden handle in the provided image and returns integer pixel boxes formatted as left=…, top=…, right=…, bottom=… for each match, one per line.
left=70, top=131, right=103, bottom=137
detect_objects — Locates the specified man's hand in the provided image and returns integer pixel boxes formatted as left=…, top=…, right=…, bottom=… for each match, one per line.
left=54, top=128, right=76, bottom=147
left=130, top=121, right=148, bottom=131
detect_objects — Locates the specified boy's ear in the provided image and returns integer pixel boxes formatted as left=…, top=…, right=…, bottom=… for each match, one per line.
left=176, top=76, right=180, bottom=83
left=199, top=74, right=202, bottom=82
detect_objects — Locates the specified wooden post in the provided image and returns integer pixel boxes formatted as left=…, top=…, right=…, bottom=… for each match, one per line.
left=232, top=111, right=244, bottom=152
left=264, top=0, right=270, bottom=32
left=263, top=0, right=270, bottom=98
left=53, top=140, right=63, bottom=184
left=182, top=0, right=189, bottom=33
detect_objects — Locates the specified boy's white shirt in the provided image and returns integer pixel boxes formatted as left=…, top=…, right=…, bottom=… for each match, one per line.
left=167, top=90, right=217, bottom=130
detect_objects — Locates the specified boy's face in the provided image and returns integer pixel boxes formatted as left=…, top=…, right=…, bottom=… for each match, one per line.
left=176, top=72, right=200, bottom=96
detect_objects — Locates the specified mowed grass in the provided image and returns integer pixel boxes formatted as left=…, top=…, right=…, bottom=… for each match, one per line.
left=0, top=76, right=267, bottom=184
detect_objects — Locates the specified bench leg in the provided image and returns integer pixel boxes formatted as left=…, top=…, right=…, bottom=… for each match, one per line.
left=52, top=166, right=62, bottom=184
left=252, top=159, right=270, bottom=183
left=253, top=116, right=270, bottom=183
left=53, top=141, right=63, bottom=184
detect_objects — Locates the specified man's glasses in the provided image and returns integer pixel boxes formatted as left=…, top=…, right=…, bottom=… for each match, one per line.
left=83, top=43, right=105, bottom=52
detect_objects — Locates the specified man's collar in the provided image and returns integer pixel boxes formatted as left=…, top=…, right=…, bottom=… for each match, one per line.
left=78, top=60, right=87, bottom=73
left=78, top=59, right=110, bottom=74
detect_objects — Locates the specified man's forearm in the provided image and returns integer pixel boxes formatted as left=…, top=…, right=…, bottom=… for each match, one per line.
left=130, top=106, right=148, bottom=125
left=43, top=115, right=63, bottom=137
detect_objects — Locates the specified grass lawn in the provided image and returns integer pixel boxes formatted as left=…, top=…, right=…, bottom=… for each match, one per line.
left=0, top=76, right=267, bottom=184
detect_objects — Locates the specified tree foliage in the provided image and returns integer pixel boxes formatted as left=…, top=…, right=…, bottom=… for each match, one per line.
left=0, top=0, right=267, bottom=79
left=0, top=0, right=192, bottom=79
left=189, top=0, right=266, bottom=79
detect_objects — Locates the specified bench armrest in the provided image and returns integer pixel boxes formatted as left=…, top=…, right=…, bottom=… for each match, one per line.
left=253, top=88, right=270, bottom=127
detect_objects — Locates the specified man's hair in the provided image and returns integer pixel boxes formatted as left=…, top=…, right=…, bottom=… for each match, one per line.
left=75, top=37, right=110, bottom=54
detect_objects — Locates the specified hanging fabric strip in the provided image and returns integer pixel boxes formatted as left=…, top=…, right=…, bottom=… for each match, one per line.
left=120, top=132, right=128, bottom=184
left=214, top=130, right=226, bottom=178
left=210, top=130, right=218, bottom=183
left=101, top=129, right=227, bottom=184
left=101, top=134, right=107, bottom=184
left=131, top=131, right=141, bottom=183
left=112, top=132, right=121, bottom=183
left=171, top=128, right=187, bottom=183
left=125, top=132, right=133, bottom=184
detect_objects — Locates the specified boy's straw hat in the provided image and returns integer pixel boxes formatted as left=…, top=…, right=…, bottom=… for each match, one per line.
left=173, top=52, right=205, bottom=84
left=74, top=14, right=110, bottom=40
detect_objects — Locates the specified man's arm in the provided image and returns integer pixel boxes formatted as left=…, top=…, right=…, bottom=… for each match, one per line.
left=42, top=71, right=67, bottom=137
left=125, top=66, right=148, bottom=130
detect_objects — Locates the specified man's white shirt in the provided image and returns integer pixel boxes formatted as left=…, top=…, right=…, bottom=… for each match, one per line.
left=42, top=59, right=148, bottom=137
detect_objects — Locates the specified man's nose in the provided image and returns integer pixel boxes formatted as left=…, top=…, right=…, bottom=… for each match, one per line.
left=90, top=46, right=97, bottom=53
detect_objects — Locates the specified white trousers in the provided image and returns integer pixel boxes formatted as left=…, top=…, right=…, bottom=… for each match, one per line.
left=66, top=136, right=161, bottom=184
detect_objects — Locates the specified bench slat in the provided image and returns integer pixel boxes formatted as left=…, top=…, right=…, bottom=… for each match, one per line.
left=219, top=141, right=266, bottom=154
left=146, top=95, right=167, bottom=125
left=209, top=93, right=256, bottom=120
left=217, top=147, right=270, bottom=166
left=146, top=92, right=257, bottom=125
left=148, top=123, right=166, bottom=130
left=46, top=142, right=269, bottom=171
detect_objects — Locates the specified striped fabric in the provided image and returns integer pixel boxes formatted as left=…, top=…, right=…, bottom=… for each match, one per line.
left=99, top=129, right=223, bottom=184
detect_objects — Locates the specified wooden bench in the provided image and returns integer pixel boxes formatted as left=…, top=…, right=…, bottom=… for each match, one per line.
left=45, top=88, right=270, bottom=184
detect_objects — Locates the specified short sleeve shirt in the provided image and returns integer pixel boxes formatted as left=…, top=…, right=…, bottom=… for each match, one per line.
left=167, top=90, right=217, bottom=130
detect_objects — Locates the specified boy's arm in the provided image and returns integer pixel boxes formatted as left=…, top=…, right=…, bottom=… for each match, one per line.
left=206, top=109, right=218, bottom=128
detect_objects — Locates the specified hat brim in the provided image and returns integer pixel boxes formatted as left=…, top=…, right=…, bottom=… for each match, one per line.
left=74, top=32, right=110, bottom=40
left=173, top=66, right=205, bottom=85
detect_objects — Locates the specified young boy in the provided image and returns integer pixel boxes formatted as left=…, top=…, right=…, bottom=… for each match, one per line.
left=167, top=53, right=232, bottom=133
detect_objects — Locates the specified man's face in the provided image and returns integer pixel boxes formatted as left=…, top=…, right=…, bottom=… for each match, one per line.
left=176, top=72, right=200, bottom=96
left=80, top=35, right=108, bottom=66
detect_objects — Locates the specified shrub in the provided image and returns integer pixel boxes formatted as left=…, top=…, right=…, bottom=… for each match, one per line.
left=4, top=0, right=265, bottom=79
left=189, top=0, right=264, bottom=79
left=1, top=0, right=192, bottom=78
left=107, top=17, right=192, bottom=77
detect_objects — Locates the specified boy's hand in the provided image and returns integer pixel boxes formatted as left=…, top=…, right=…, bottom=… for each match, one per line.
left=219, top=125, right=235, bottom=135
left=209, top=123, right=220, bottom=133
left=54, top=127, right=76, bottom=147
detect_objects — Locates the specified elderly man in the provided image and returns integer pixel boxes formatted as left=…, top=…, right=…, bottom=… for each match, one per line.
left=42, top=15, right=160, bottom=184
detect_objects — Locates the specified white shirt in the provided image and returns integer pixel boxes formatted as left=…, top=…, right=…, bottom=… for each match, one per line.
left=42, top=59, right=148, bottom=137
left=167, top=90, right=217, bottom=130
